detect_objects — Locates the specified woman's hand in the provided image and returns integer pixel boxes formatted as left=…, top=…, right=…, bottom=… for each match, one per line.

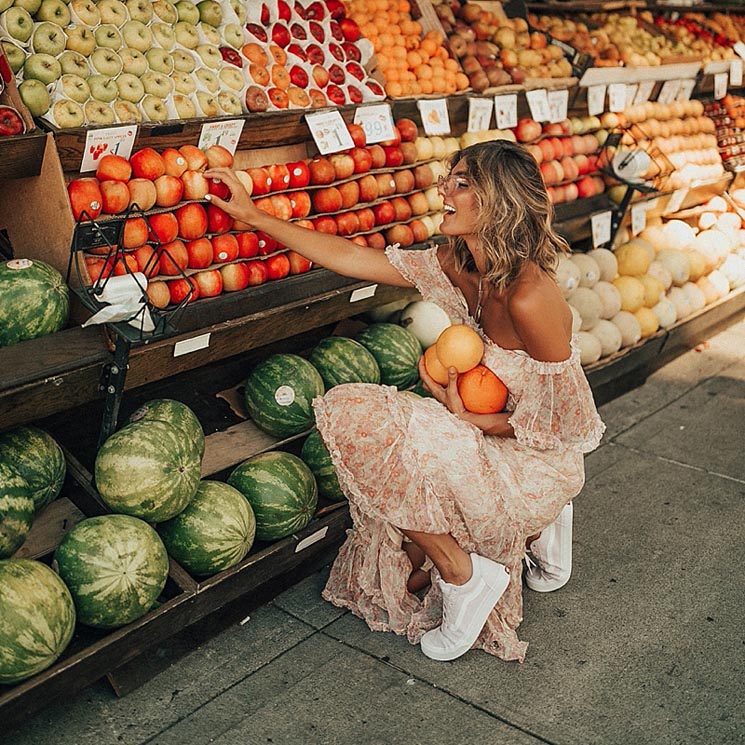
left=418, top=356, right=467, bottom=417
left=203, top=167, right=263, bottom=227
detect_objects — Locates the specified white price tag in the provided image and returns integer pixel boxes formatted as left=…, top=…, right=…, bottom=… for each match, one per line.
left=417, top=98, right=451, bottom=135
left=494, top=94, right=517, bottom=129
left=81, top=125, right=137, bottom=173
left=547, top=89, right=569, bottom=123
left=626, top=84, right=639, bottom=108
left=735, top=41, right=745, bottom=60
left=353, top=103, right=395, bottom=144
left=731, top=59, right=743, bottom=88
left=306, top=109, right=356, bottom=154
left=657, top=79, right=681, bottom=105
left=586, top=85, right=606, bottom=117
left=197, top=119, right=245, bottom=154
left=350, top=284, right=377, bottom=302
left=676, top=79, right=696, bottom=101
left=591, top=211, right=612, bottom=247
left=631, top=203, right=647, bottom=236
left=607, top=83, right=627, bottom=113
left=525, top=89, right=550, bottom=122
left=467, top=97, right=493, bottom=132
left=666, top=187, right=688, bottom=215
left=295, top=526, right=328, bottom=552
left=173, top=333, right=211, bottom=357
left=634, top=80, right=655, bottom=105
left=714, top=72, right=728, bottom=100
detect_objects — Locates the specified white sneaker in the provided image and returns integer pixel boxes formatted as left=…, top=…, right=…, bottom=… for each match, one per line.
left=420, top=553, right=510, bottom=662
left=525, top=502, right=573, bottom=593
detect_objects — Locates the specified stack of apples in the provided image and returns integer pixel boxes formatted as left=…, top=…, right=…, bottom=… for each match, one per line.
left=513, top=117, right=606, bottom=205
left=0, top=48, right=27, bottom=136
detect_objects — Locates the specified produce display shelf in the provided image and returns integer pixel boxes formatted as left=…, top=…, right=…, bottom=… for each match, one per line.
left=0, top=131, right=47, bottom=180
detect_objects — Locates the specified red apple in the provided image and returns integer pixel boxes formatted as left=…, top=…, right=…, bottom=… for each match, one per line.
left=134, top=245, right=160, bottom=276
left=265, top=253, right=291, bottom=280
left=112, top=253, right=139, bottom=276
left=526, top=143, right=543, bottom=165
left=327, top=63, right=345, bottom=85
left=313, top=215, right=338, bottom=234
left=366, top=232, right=386, bottom=249
left=245, top=259, right=269, bottom=286
left=294, top=218, right=314, bottom=231
left=374, top=173, right=396, bottom=197
left=269, top=193, right=293, bottom=220
left=236, top=232, right=259, bottom=258
left=382, top=145, right=404, bottom=168
left=130, top=147, right=165, bottom=180
left=400, top=142, right=418, bottom=165
left=181, top=170, right=210, bottom=200
left=380, top=126, right=401, bottom=147
left=207, top=203, right=232, bottom=234
left=271, top=22, right=291, bottom=47
left=254, top=197, right=276, bottom=217
left=289, top=190, right=311, bottom=218
left=312, top=186, right=343, bottom=213
left=256, top=231, right=278, bottom=255
left=161, top=147, right=188, bottom=177
left=267, top=164, right=290, bottom=191
left=413, top=163, right=434, bottom=190
left=407, top=192, right=429, bottom=216
left=289, top=64, right=308, bottom=88
left=287, top=42, right=307, bottom=61
left=395, top=118, right=418, bottom=142
left=346, top=122, right=366, bottom=148
left=146, top=280, right=170, bottom=308
left=287, top=250, right=312, bottom=274
left=563, top=182, right=579, bottom=202
left=220, top=261, right=251, bottom=291
left=100, top=180, right=130, bottom=214
left=335, top=211, right=359, bottom=236
left=68, top=178, right=103, bottom=221
left=207, top=178, right=230, bottom=200
left=246, top=167, right=272, bottom=195
left=368, top=144, right=386, bottom=168
left=158, top=239, right=189, bottom=275
left=514, top=118, right=542, bottom=143
left=194, top=268, right=223, bottom=297
left=342, top=42, right=361, bottom=61
left=311, top=63, right=329, bottom=87
left=329, top=18, right=343, bottom=41
left=121, top=216, right=149, bottom=248
left=351, top=235, right=368, bottom=247
left=357, top=174, right=379, bottom=202
left=372, top=200, right=395, bottom=225
left=329, top=153, right=355, bottom=180
left=308, top=156, right=335, bottom=185
left=154, top=174, right=184, bottom=208
left=286, top=160, right=310, bottom=188
left=148, top=212, right=179, bottom=244
left=127, top=178, right=157, bottom=211
left=175, top=202, right=208, bottom=240
left=179, top=144, right=209, bottom=171
left=339, top=17, right=360, bottom=41
left=354, top=207, right=375, bottom=231
left=338, top=180, right=360, bottom=209
left=385, top=223, right=414, bottom=247
left=409, top=218, right=428, bottom=243
left=185, top=237, right=214, bottom=268
left=393, top=169, right=415, bottom=193
left=211, top=233, right=240, bottom=263
left=390, top=196, right=412, bottom=222
left=349, top=147, right=372, bottom=173
left=325, top=83, right=346, bottom=106
left=168, top=276, right=198, bottom=305
left=96, top=153, right=132, bottom=182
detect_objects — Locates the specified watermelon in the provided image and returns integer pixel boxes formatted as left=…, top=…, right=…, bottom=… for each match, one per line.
left=244, top=353, right=325, bottom=438
left=95, top=419, right=201, bottom=523
left=354, top=322, right=422, bottom=389
left=0, top=559, right=76, bottom=683
left=158, top=480, right=256, bottom=576
left=300, top=429, right=345, bottom=502
left=309, top=336, right=381, bottom=391
left=0, top=259, right=70, bottom=348
left=228, top=451, right=318, bottom=541
left=0, top=426, right=66, bottom=511
left=54, top=514, right=169, bottom=629
left=0, top=463, right=34, bottom=558
left=128, top=398, right=205, bottom=458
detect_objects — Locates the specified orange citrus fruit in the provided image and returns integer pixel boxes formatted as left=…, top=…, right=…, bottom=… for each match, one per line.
left=457, top=365, right=509, bottom=414
left=423, top=344, right=450, bottom=385
left=435, top=324, right=484, bottom=373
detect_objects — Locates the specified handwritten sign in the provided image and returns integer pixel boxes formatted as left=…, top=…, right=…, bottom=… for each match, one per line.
left=607, top=83, right=627, bottom=112
left=494, top=93, right=517, bottom=129
left=81, top=125, right=137, bottom=173
left=417, top=98, right=450, bottom=135
left=306, top=109, right=356, bottom=154
left=547, top=89, right=569, bottom=123
left=354, top=103, right=396, bottom=144
left=467, top=97, right=493, bottom=132
left=525, top=88, right=550, bottom=122
left=591, top=210, right=612, bottom=247
left=197, top=119, right=245, bottom=153
left=587, top=85, right=606, bottom=116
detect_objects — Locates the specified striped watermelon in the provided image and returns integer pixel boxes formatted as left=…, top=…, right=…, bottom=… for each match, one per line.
left=244, top=353, right=324, bottom=438
left=95, top=419, right=201, bottom=523
left=354, top=322, right=422, bottom=389
left=309, top=336, right=381, bottom=391
left=0, top=426, right=66, bottom=511
left=228, top=451, right=318, bottom=541
left=53, top=514, right=168, bottom=629
left=0, top=559, right=76, bottom=683
left=128, top=398, right=205, bottom=458
left=0, top=464, right=34, bottom=558
left=0, top=259, right=70, bottom=348
left=300, top=429, right=345, bottom=502
left=158, top=480, right=256, bottom=576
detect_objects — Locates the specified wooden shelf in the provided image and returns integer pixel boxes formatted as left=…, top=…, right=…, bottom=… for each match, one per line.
left=0, top=131, right=47, bottom=180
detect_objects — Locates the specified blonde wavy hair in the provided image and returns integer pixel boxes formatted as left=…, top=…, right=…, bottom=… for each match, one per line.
left=447, top=139, right=570, bottom=293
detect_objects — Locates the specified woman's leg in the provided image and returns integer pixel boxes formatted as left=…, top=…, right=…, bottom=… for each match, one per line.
left=401, top=529, right=473, bottom=585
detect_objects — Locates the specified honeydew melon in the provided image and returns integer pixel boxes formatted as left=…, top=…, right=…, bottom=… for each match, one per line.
left=707, top=269, right=730, bottom=299
left=696, top=275, right=720, bottom=305
left=681, top=281, right=706, bottom=312
left=570, top=253, right=601, bottom=288
left=569, top=305, right=581, bottom=333
left=638, top=274, right=664, bottom=307
left=652, top=297, right=677, bottom=328
left=556, top=255, right=581, bottom=299
left=685, top=249, right=707, bottom=282
left=593, top=281, right=622, bottom=319
left=647, top=260, right=673, bottom=290
left=667, top=287, right=693, bottom=320
left=634, top=306, right=660, bottom=337
left=615, top=241, right=652, bottom=276
left=569, top=287, right=602, bottom=331
left=399, top=301, right=451, bottom=349
left=721, top=254, right=745, bottom=288
left=590, top=319, right=622, bottom=356
left=587, top=247, right=618, bottom=281
left=576, top=331, right=602, bottom=365
left=612, top=275, right=646, bottom=313
left=661, top=219, right=696, bottom=250
left=611, top=310, right=642, bottom=347
left=656, top=249, right=690, bottom=287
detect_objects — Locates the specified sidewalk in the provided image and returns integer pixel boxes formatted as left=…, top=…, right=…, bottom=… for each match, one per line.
left=10, top=316, right=745, bottom=745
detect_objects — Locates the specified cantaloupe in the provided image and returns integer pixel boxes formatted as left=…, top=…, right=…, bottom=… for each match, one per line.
left=611, top=310, right=642, bottom=347
left=656, top=249, right=690, bottom=286
left=681, top=281, right=706, bottom=312
left=593, top=281, right=622, bottom=319
left=667, top=286, right=693, bottom=320
left=576, top=331, right=602, bottom=365
left=647, top=260, right=673, bottom=290
left=615, top=241, right=652, bottom=276
left=570, top=253, right=601, bottom=288
left=652, top=297, right=677, bottom=328
left=587, top=248, right=618, bottom=281
left=569, top=287, right=602, bottom=331
left=556, top=256, right=581, bottom=299
left=634, top=306, right=660, bottom=337
left=612, top=275, right=646, bottom=312
left=638, top=273, right=664, bottom=307
left=590, top=319, right=622, bottom=356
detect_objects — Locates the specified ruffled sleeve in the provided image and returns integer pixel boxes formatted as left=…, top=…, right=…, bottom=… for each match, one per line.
left=506, top=342, right=605, bottom=453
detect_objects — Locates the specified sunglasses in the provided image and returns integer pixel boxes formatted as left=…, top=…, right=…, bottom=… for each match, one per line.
left=437, top=173, right=470, bottom=196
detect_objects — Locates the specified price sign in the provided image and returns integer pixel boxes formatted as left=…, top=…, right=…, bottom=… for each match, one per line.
left=666, top=187, right=688, bottom=214
left=494, top=93, right=517, bottom=129
left=631, top=202, right=647, bottom=236
left=306, top=109, right=355, bottom=154
left=735, top=41, right=745, bottom=60
left=81, top=125, right=137, bottom=173
left=591, top=210, right=612, bottom=248
left=714, top=72, right=728, bottom=100
left=658, top=79, right=681, bottom=105
left=587, top=85, right=606, bottom=116
left=547, top=89, right=569, bottom=123
left=607, top=83, right=627, bottom=112
left=467, top=97, right=493, bottom=132
left=626, top=84, right=639, bottom=108
left=731, top=59, right=743, bottom=88
left=417, top=98, right=451, bottom=135
left=634, top=80, right=655, bottom=105
left=197, top=119, right=245, bottom=153
left=354, top=103, right=395, bottom=144
left=525, top=88, right=550, bottom=122
left=676, top=79, right=696, bottom=101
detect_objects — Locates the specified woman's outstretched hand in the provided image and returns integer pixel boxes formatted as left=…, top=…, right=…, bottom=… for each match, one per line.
left=418, top=356, right=467, bottom=418
left=203, top=167, right=262, bottom=227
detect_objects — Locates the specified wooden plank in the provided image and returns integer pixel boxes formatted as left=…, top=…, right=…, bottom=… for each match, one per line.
left=12, top=498, right=85, bottom=560
left=0, top=132, right=47, bottom=180
left=201, top=420, right=287, bottom=477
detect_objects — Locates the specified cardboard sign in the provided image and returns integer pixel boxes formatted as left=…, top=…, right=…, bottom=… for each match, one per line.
left=81, top=125, right=137, bottom=173
left=197, top=119, right=245, bottom=153
left=354, top=103, right=396, bottom=144
left=306, top=109, right=356, bottom=154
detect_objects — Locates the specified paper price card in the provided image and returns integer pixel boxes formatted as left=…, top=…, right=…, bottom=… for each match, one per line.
left=631, top=202, right=647, bottom=236
left=676, top=79, right=696, bottom=101
left=467, top=97, right=493, bottom=133
left=354, top=103, right=395, bottom=144
left=547, top=89, right=569, bottom=123
left=525, top=88, right=550, bottom=122
left=634, top=80, right=655, bottom=105
left=306, top=109, right=356, bottom=154
left=197, top=119, right=245, bottom=154
left=81, top=125, right=137, bottom=173
left=417, top=98, right=451, bottom=135
left=666, top=187, right=688, bottom=215
left=607, top=83, right=626, bottom=113
left=735, top=41, right=745, bottom=60
left=494, top=94, right=517, bottom=129
left=658, top=79, right=681, bottom=105
left=626, top=84, right=639, bottom=108
left=731, top=59, right=743, bottom=88
left=591, top=210, right=612, bottom=248
left=714, top=72, right=728, bottom=100
left=586, top=85, right=606, bottom=117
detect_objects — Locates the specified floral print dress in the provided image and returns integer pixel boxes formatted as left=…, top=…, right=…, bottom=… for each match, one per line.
left=314, top=246, right=606, bottom=661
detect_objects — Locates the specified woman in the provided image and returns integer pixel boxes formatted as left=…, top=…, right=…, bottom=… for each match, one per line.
left=205, top=139, right=605, bottom=662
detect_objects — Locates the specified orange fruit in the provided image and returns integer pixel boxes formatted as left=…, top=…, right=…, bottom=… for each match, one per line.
left=423, top=344, right=449, bottom=385
left=457, top=365, right=509, bottom=414
left=435, top=324, right=484, bottom=373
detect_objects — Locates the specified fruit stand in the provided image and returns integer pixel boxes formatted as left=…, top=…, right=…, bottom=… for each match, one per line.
left=4, top=0, right=745, bottom=729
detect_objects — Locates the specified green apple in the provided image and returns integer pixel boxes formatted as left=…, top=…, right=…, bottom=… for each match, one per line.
left=140, top=93, right=169, bottom=121
left=115, top=71, right=145, bottom=102
left=119, top=46, right=148, bottom=76
left=87, top=73, right=118, bottom=102
left=97, top=0, right=127, bottom=26
left=19, top=78, right=51, bottom=116
left=64, top=24, right=96, bottom=56
left=171, top=47, right=196, bottom=72
left=90, top=47, right=123, bottom=77
left=228, top=0, right=245, bottom=24
left=48, top=98, right=85, bottom=127
left=217, top=90, right=241, bottom=115
left=69, top=0, right=99, bottom=24
left=125, top=0, right=153, bottom=23
left=1, top=40, right=27, bottom=73
left=12, top=0, right=42, bottom=14
left=58, top=72, right=90, bottom=102
left=152, top=0, right=177, bottom=23
left=218, top=65, right=243, bottom=92
left=120, top=19, right=152, bottom=52
left=174, top=0, right=198, bottom=24
left=173, top=20, right=198, bottom=49
left=221, top=22, right=244, bottom=50
left=150, top=21, right=175, bottom=49
left=145, top=48, right=174, bottom=75
left=195, top=90, right=218, bottom=117
left=31, top=21, right=66, bottom=56
left=1, top=7, right=34, bottom=43
left=196, top=21, right=219, bottom=45
left=114, top=98, right=142, bottom=123
left=94, top=23, right=123, bottom=50
left=170, top=69, right=196, bottom=94
left=58, top=49, right=90, bottom=77
left=194, top=66, right=217, bottom=92
left=24, top=52, right=62, bottom=84
left=172, top=93, right=195, bottom=118
left=35, top=0, right=70, bottom=26
left=0, top=0, right=15, bottom=11
left=195, top=43, right=220, bottom=69
left=141, top=69, right=174, bottom=97
left=84, top=99, right=116, bottom=126
left=196, top=0, right=220, bottom=26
